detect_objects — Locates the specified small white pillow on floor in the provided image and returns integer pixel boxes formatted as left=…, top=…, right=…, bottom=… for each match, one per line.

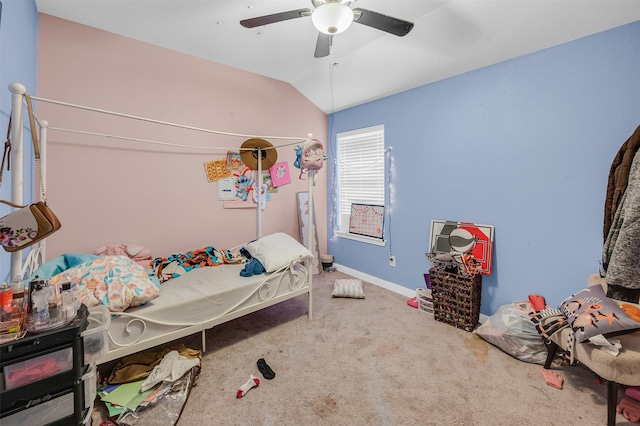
left=332, top=279, right=365, bottom=299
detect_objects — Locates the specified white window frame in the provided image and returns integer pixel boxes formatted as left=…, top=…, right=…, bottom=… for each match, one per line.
left=334, top=124, right=386, bottom=246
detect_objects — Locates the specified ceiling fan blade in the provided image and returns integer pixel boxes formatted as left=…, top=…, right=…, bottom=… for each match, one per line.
left=314, top=33, right=332, bottom=58
left=240, top=8, right=311, bottom=28
left=352, top=8, right=414, bottom=36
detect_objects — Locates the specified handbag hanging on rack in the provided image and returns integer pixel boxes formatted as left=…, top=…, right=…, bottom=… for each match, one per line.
left=0, top=94, right=61, bottom=252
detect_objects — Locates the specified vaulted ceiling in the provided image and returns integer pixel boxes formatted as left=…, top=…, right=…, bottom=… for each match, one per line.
left=36, top=0, right=640, bottom=113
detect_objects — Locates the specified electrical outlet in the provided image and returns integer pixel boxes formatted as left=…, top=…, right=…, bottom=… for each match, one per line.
left=389, top=256, right=396, bottom=267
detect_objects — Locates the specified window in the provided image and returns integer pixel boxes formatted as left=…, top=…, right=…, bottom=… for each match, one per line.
left=335, top=125, right=385, bottom=241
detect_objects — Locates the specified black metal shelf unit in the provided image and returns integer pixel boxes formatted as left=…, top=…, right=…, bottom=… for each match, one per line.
left=1, top=304, right=90, bottom=425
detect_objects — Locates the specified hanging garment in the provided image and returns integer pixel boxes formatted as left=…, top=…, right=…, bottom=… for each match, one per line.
left=602, top=190, right=626, bottom=275
left=603, top=148, right=640, bottom=303
left=603, top=125, right=640, bottom=242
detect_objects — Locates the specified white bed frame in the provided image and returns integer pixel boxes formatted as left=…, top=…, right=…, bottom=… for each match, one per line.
left=103, top=261, right=311, bottom=363
left=8, top=82, right=316, bottom=364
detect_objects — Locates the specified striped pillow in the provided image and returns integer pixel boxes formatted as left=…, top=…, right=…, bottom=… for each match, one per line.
left=332, top=279, right=365, bottom=299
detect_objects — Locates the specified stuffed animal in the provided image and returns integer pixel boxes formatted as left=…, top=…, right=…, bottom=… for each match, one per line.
left=240, top=258, right=265, bottom=277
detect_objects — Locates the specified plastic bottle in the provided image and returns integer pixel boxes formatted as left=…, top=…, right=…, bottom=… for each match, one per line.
left=70, top=276, right=81, bottom=311
left=60, top=273, right=73, bottom=298
left=27, top=277, right=44, bottom=315
left=11, top=275, right=26, bottom=314
left=0, top=282, right=13, bottom=322
left=60, top=282, right=76, bottom=321
left=45, top=280, right=60, bottom=324
left=30, top=282, right=50, bottom=330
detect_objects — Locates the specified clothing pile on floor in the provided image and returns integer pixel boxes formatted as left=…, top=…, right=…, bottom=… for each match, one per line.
left=95, top=344, right=201, bottom=426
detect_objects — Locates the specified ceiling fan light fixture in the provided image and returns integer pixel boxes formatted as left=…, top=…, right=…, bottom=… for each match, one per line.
left=311, top=3, right=354, bottom=35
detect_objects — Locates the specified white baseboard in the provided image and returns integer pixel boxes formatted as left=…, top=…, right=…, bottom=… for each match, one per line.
left=333, top=263, right=488, bottom=323
left=333, top=263, right=422, bottom=299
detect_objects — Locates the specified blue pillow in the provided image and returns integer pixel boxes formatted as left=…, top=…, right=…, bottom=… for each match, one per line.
left=64, top=253, right=98, bottom=268
left=30, top=253, right=98, bottom=280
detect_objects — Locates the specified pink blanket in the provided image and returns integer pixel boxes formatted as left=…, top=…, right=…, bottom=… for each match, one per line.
left=94, top=243, right=152, bottom=267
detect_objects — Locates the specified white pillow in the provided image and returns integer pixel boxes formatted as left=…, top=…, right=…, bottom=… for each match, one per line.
left=245, top=232, right=313, bottom=273
left=332, top=279, right=365, bottom=299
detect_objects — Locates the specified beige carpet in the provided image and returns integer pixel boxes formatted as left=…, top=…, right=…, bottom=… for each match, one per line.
left=95, top=270, right=634, bottom=425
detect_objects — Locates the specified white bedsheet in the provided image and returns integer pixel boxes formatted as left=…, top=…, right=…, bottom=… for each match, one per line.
left=127, top=264, right=267, bottom=323
left=105, top=262, right=309, bottom=356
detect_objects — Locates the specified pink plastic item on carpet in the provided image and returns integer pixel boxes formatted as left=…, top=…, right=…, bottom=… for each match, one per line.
left=539, top=369, right=563, bottom=389
left=627, top=386, right=640, bottom=402
left=617, top=397, right=640, bottom=423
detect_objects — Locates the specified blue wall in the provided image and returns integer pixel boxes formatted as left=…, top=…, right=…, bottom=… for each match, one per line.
left=327, top=21, right=640, bottom=315
left=0, top=0, right=38, bottom=282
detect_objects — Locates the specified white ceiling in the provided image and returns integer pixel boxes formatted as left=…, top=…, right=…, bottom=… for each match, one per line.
left=35, top=0, right=640, bottom=114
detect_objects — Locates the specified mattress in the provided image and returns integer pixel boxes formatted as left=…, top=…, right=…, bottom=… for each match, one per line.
left=106, top=262, right=310, bottom=357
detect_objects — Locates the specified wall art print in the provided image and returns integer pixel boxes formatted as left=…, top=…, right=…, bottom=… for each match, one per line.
left=204, top=158, right=232, bottom=182
left=427, top=219, right=494, bottom=275
left=223, top=166, right=256, bottom=209
left=269, top=161, right=291, bottom=187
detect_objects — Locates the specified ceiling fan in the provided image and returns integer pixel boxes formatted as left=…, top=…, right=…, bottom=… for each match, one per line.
left=240, top=0, right=414, bottom=58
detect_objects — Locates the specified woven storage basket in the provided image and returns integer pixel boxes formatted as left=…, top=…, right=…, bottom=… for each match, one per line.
left=429, top=267, right=482, bottom=332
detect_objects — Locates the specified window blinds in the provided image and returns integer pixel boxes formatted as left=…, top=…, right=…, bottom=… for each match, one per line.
left=336, top=125, right=385, bottom=220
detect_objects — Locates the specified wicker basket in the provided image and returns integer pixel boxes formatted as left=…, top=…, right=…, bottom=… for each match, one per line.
left=429, top=267, right=482, bottom=332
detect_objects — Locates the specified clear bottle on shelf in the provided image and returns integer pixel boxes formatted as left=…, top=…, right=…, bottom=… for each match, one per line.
left=11, top=275, right=27, bottom=314
left=45, top=280, right=60, bottom=324
left=29, top=281, right=50, bottom=330
left=60, top=282, right=77, bottom=321
left=70, top=276, right=81, bottom=311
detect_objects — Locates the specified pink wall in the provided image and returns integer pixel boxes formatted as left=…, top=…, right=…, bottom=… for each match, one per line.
left=36, top=14, right=327, bottom=260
